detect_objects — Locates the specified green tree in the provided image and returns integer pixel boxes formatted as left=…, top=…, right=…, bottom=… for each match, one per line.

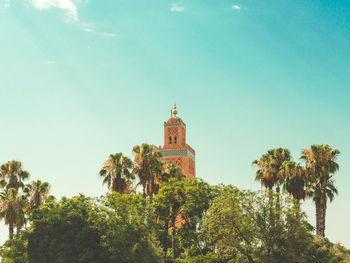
left=27, top=194, right=163, bottom=263
left=301, top=144, right=340, bottom=237
left=154, top=178, right=184, bottom=259
left=132, top=143, right=163, bottom=201
left=100, top=193, right=164, bottom=263
left=0, top=231, right=28, bottom=263
left=99, top=153, right=134, bottom=194
left=305, top=237, right=350, bottom=263
left=28, top=195, right=107, bottom=263
left=201, top=186, right=258, bottom=263
left=201, top=187, right=317, bottom=263
left=154, top=178, right=213, bottom=260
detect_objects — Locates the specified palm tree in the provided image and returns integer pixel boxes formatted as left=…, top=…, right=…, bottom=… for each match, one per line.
left=265, top=148, right=291, bottom=196
left=0, top=161, right=30, bottom=190
left=14, top=192, right=28, bottom=234
left=0, top=188, right=23, bottom=239
left=253, top=148, right=291, bottom=224
left=253, top=152, right=276, bottom=225
left=253, top=148, right=291, bottom=198
left=25, top=180, right=51, bottom=209
left=99, top=153, right=134, bottom=194
left=132, top=143, right=163, bottom=201
left=280, top=161, right=307, bottom=202
left=253, top=152, right=276, bottom=191
left=301, top=144, right=340, bottom=237
left=279, top=161, right=307, bottom=220
left=160, top=163, right=185, bottom=184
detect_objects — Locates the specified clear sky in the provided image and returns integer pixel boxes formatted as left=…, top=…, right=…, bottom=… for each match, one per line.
left=0, top=0, right=349, bottom=247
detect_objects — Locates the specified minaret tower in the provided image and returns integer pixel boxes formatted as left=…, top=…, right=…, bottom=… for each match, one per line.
left=156, top=104, right=195, bottom=178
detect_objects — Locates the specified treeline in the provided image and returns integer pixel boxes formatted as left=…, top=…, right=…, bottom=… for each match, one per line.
left=0, top=144, right=349, bottom=263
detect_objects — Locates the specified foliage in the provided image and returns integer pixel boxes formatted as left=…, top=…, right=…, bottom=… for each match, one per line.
left=99, top=153, right=134, bottom=194
left=198, top=186, right=343, bottom=263
left=0, top=231, right=28, bottom=263
left=0, top=188, right=27, bottom=240
left=253, top=145, right=340, bottom=238
left=0, top=161, right=29, bottom=190
left=132, top=143, right=163, bottom=200
left=200, top=186, right=258, bottom=263
left=154, top=178, right=214, bottom=260
left=160, top=163, right=185, bottom=184
left=252, top=148, right=291, bottom=191
left=0, top=160, right=51, bottom=241
left=24, top=180, right=50, bottom=210
left=27, top=195, right=106, bottom=263
left=19, top=194, right=163, bottom=263
left=0, top=161, right=31, bottom=239
left=0, top=144, right=347, bottom=263
left=97, top=193, right=164, bottom=263
left=1, top=183, right=350, bottom=263
left=280, top=161, right=307, bottom=201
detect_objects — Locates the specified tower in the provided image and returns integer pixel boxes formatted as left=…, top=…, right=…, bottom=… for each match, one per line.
left=156, top=104, right=195, bottom=178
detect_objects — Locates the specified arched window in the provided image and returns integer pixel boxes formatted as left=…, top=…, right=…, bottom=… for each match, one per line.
left=169, top=137, right=172, bottom=144
left=174, top=136, right=177, bottom=144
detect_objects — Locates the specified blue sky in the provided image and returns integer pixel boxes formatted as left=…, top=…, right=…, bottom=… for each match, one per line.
left=0, top=0, right=349, bottom=246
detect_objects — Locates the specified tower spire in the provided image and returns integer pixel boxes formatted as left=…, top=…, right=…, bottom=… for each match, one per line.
left=173, top=103, right=178, bottom=116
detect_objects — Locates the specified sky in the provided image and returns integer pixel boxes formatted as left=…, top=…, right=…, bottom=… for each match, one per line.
left=0, top=0, right=350, bottom=247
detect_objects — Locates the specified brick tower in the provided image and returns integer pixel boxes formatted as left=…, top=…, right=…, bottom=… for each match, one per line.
left=156, top=104, right=195, bottom=178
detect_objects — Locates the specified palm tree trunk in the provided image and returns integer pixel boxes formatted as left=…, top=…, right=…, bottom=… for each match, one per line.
left=319, top=199, right=327, bottom=237
left=116, top=176, right=122, bottom=194
left=171, top=219, right=176, bottom=259
left=293, top=198, right=301, bottom=219
left=275, top=185, right=281, bottom=221
left=315, top=198, right=322, bottom=237
left=163, top=221, right=170, bottom=257
left=142, top=184, right=146, bottom=199
left=268, top=189, right=274, bottom=227
left=9, top=222, right=14, bottom=240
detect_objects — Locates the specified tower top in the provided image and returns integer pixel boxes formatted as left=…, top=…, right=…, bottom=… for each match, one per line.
left=157, top=104, right=196, bottom=178
left=167, top=103, right=185, bottom=125
left=173, top=104, right=178, bottom=116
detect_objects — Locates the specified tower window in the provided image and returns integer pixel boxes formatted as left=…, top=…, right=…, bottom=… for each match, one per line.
left=169, top=137, right=172, bottom=144
left=174, top=136, right=177, bottom=144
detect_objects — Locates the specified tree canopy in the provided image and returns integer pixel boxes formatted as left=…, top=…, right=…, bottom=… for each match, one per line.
left=0, top=144, right=348, bottom=263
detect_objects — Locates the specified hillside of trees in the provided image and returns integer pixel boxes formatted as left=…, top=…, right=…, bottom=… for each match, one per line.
left=0, top=144, right=349, bottom=263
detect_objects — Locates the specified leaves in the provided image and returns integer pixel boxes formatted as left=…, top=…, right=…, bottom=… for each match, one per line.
left=99, top=153, right=134, bottom=194
left=253, top=148, right=291, bottom=190
left=26, top=194, right=163, bottom=263
left=0, top=161, right=30, bottom=191
left=132, top=144, right=163, bottom=199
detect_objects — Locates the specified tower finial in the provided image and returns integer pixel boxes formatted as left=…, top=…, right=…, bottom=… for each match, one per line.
left=173, top=103, right=178, bottom=116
